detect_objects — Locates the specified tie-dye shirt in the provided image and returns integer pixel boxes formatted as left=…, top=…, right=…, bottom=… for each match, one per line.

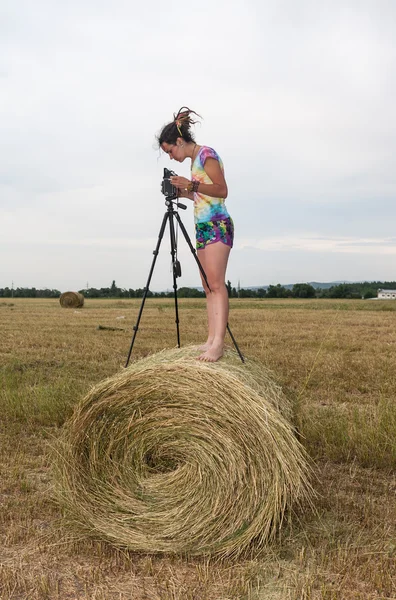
left=191, top=146, right=231, bottom=224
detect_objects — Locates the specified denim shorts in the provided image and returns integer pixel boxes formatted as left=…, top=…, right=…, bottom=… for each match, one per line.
left=195, top=217, right=234, bottom=250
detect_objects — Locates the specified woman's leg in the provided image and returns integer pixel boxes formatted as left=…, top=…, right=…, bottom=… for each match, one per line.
left=197, top=242, right=231, bottom=362
left=197, top=249, right=215, bottom=350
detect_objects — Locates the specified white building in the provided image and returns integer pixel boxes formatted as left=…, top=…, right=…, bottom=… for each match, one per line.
left=377, top=289, right=396, bottom=299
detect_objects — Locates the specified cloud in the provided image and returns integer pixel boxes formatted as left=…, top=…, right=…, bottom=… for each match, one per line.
left=1, top=0, right=395, bottom=288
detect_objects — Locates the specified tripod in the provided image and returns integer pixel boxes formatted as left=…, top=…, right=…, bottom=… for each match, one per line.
left=125, top=195, right=244, bottom=367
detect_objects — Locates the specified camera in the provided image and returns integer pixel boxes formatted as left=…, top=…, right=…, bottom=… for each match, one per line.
left=161, top=168, right=178, bottom=199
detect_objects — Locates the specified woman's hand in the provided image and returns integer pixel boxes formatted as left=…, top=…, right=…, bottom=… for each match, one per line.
left=171, top=159, right=228, bottom=199
left=170, top=176, right=191, bottom=191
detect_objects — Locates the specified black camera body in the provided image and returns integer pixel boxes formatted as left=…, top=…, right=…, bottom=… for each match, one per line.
left=161, top=168, right=178, bottom=200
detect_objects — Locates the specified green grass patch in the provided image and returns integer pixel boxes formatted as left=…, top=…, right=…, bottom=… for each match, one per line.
left=0, top=361, right=87, bottom=428
left=299, top=398, right=396, bottom=469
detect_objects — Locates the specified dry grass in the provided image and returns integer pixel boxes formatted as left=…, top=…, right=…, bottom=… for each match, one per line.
left=54, top=347, right=313, bottom=557
left=59, top=291, right=85, bottom=309
left=0, top=297, right=395, bottom=599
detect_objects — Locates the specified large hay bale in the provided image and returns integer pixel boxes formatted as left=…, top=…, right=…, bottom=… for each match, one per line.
left=55, top=347, right=313, bottom=557
left=59, top=291, right=84, bottom=308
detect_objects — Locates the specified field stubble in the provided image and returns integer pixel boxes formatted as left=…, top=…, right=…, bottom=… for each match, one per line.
left=0, top=298, right=395, bottom=599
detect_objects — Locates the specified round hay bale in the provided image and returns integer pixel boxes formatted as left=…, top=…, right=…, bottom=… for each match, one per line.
left=59, top=291, right=84, bottom=309
left=55, top=347, right=313, bottom=557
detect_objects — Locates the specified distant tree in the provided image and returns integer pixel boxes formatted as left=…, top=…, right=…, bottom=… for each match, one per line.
left=81, top=288, right=100, bottom=298
left=292, top=283, right=316, bottom=298
left=226, top=280, right=232, bottom=298
left=0, top=287, right=59, bottom=298
left=318, top=288, right=330, bottom=298
left=178, top=287, right=205, bottom=298
left=328, top=284, right=350, bottom=298
left=266, top=284, right=291, bottom=298
left=256, top=288, right=267, bottom=298
left=363, top=289, right=376, bottom=299
left=37, top=288, right=60, bottom=298
left=238, top=288, right=253, bottom=298
left=110, top=280, right=122, bottom=297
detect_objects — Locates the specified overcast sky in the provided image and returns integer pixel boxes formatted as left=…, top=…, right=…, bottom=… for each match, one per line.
left=1, top=0, right=395, bottom=292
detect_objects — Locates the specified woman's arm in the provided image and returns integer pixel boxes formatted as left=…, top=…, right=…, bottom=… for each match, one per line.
left=200, top=158, right=228, bottom=198
left=170, top=158, right=228, bottom=199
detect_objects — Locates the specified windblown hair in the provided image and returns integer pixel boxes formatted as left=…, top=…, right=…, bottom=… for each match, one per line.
left=157, top=107, right=201, bottom=146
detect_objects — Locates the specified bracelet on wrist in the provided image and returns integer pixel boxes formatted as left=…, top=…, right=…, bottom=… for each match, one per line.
left=192, top=180, right=200, bottom=193
left=187, top=180, right=200, bottom=193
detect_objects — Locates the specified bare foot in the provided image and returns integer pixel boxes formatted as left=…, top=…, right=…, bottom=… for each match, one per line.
left=199, top=340, right=213, bottom=351
left=197, top=345, right=224, bottom=362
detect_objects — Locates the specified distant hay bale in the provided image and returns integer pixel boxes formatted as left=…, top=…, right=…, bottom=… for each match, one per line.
left=59, top=291, right=84, bottom=309
left=55, top=347, right=313, bottom=557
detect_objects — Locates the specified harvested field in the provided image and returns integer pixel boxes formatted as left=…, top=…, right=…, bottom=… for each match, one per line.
left=0, top=298, right=395, bottom=599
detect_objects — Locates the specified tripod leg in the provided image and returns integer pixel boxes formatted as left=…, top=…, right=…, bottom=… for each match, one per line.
left=125, top=212, right=169, bottom=367
left=174, top=212, right=211, bottom=291
left=174, top=212, right=245, bottom=363
left=168, top=209, right=181, bottom=347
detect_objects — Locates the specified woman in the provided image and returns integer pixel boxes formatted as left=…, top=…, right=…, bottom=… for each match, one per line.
left=158, top=107, right=234, bottom=362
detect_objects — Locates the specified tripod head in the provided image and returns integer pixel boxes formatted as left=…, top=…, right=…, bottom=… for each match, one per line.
left=165, top=198, right=187, bottom=211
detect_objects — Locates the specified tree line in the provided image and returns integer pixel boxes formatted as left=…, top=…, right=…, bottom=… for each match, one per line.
left=1, top=280, right=395, bottom=300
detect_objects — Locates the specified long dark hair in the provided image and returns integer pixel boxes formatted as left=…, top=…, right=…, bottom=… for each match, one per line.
left=157, top=107, right=201, bottom=146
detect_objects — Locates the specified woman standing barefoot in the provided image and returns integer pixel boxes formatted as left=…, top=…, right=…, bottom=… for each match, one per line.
left=158, top=107, right=234, bottom=362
